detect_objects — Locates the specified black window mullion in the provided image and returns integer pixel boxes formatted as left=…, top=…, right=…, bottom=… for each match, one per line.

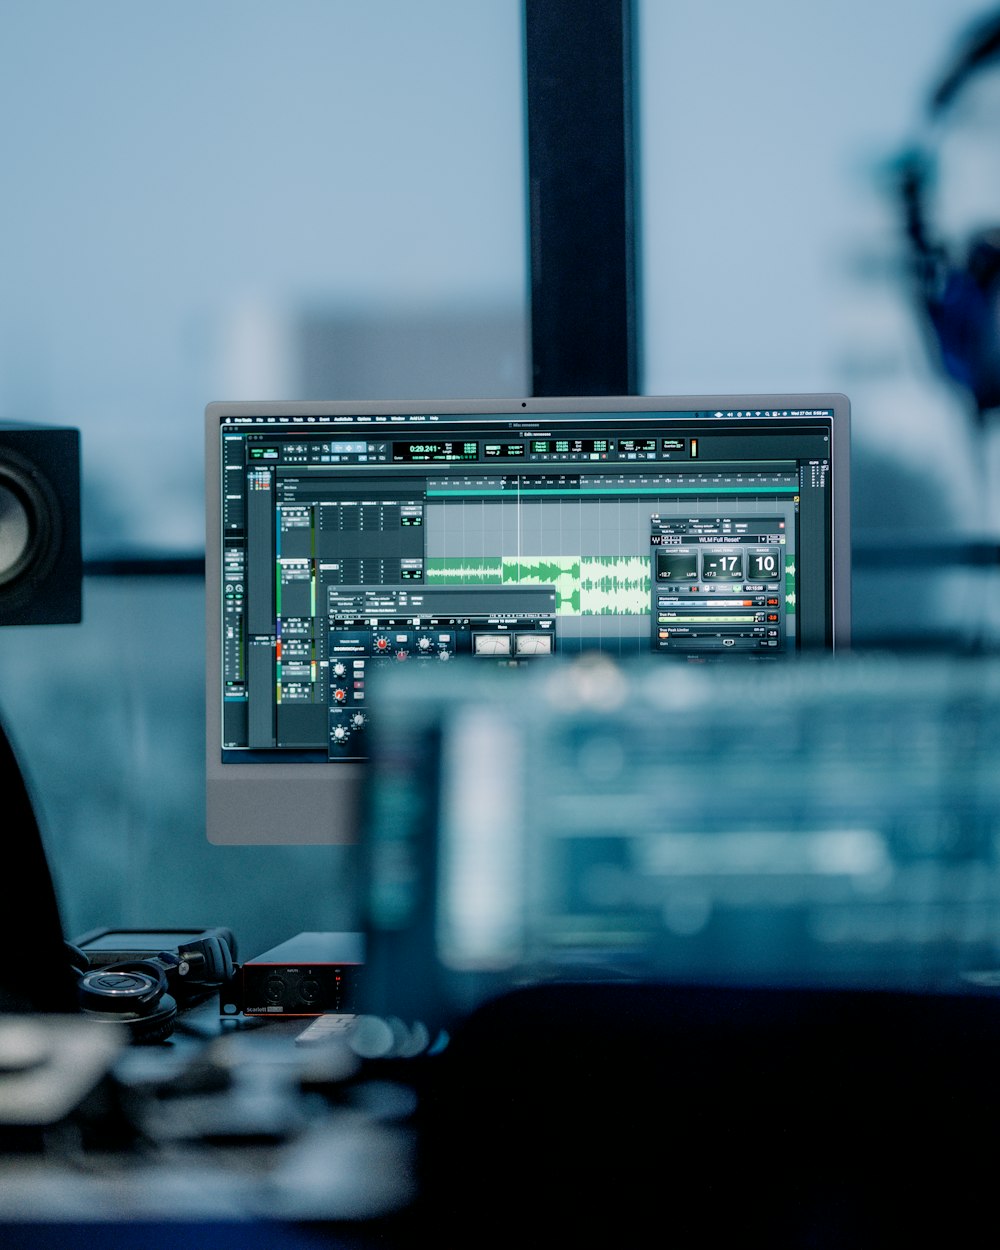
left=524, top=0, right=640, bottom=397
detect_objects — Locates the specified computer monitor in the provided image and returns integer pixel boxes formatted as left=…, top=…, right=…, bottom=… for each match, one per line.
left=204, top=393, right=851, bottom=844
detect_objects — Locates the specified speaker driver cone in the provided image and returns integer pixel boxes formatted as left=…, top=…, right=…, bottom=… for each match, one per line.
left=0, top=456, right=60, bottom=590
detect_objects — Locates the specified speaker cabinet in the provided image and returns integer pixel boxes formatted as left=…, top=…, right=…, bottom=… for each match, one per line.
left=0, top=422, right=82, bottom=626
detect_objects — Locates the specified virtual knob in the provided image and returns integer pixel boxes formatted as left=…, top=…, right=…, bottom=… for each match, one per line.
left=331, top=724, right=351, bottom=746
left=417, top=636, right=433, bottom=652
left=349, top=711, right=367, bottom=730
left=332, top=686, right=347, bottom=703
left=373, top=635, right=390, bottom=654
left=332, top=660, right=347, bottom=677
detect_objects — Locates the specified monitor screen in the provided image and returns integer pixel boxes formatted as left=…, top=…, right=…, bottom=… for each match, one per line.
left=204, top=394, right=851, bottom=844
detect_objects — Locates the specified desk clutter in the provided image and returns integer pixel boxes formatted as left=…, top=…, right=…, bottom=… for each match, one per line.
left=0, top=1003, right=427, bottom=1232
left=0, top=926, right=438, bottom=1238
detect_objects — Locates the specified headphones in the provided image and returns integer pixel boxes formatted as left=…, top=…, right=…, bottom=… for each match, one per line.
left=67, top=946, right=180, bottom=1044
left=65, top=928, right=238, bottom=1044
left=898, top=9, right=1000, bottom=417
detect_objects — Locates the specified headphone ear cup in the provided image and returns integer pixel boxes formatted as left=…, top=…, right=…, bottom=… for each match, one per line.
left=120, top=992, right=178, bottom=1044
left=77, top=959, right=177, bottom=1044
left=210, top=935, right=235, bottom=983
left=177, top=931, right=235, bottom=988
left=928, top=253, right=1000, bottom=413
left=82, top=990, right=178, bottom=1044
left=927, top=266, right=989, bottom=390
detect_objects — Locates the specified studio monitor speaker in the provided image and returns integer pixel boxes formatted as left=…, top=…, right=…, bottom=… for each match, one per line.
left=0, top=422, right=82, bottom=626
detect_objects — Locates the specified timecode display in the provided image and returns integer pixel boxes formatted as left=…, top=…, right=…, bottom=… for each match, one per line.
left=392, top=441, right=479, bottom=461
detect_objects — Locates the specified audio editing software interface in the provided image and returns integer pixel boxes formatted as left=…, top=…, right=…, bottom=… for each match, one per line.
left=218, top=408, right=837, bottom=763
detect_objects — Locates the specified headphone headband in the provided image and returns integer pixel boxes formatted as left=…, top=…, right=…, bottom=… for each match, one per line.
left=930, top=11, right=1000, bottom=115
left=897, top=8, right=1000, bottom=417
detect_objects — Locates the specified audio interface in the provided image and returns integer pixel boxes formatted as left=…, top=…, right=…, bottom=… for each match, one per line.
left=221, top=931, right=364, bottom=1017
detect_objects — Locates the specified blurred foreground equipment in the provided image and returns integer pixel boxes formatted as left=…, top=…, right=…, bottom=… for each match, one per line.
left=359, top=653, right=1000, bottom=1246
left=360, top=653, right=1000, bottom=1028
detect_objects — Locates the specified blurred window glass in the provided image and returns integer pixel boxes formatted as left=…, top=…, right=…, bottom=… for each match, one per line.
left=0, top=2, right=526, bottom=952
left=0, top=1, right=527, bottom=558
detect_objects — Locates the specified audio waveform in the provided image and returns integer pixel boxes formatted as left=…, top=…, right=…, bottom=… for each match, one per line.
left=427, top=554, right=652, bottom=615
left=785, top=554, right=796, bottom=615
left=426, top=556, right=579, bottom=610
left=501, top=557, right=581, bottom=614
left=501, top=557, right=582, bottom=584
left=425, top=557, right=503, bottom=583
left=579, top=556, right=651, bottom=615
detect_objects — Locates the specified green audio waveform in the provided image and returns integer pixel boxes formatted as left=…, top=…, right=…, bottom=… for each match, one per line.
left=501, top=556, right=581, bottom=613
left=425, top=557, right=503, bottom=583
left=579, top=556, right=651, bottom=614
left=501, top=557, right=582, bottom=584
left=427, top=554, right=651, bottom=615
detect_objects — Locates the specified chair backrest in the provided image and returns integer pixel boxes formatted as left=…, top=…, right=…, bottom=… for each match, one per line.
left=0, top=718, right=78, bottom=1013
